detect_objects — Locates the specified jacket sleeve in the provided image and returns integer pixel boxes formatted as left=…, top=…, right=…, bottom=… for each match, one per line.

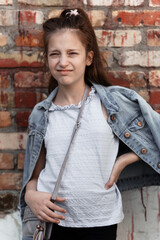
left=130, top=90, right=160, bottom=151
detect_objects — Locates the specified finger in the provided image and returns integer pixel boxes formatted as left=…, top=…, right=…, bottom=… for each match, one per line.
left=38, top=211, right=61, bottom=224
left=48, top=201, right=66, bottom=213
left=105, top=176, right=115, bottom=189
left=44, top=206, right=66, bottom=221
left=55, top=196, right=66, bottom=202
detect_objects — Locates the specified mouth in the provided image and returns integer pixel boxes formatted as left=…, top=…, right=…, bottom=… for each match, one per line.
left=57, top=70, right=73, bottom=75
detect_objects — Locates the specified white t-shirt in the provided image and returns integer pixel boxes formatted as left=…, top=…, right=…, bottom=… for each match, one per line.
left=37, top=87, right=124, bottom=227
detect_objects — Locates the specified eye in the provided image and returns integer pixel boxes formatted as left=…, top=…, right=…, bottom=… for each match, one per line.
left=49, top=52, right=59, bottom=57
left=69, top=52, right=78, bottom=56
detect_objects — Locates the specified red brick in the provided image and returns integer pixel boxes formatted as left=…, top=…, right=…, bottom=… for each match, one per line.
left=0, top=33, right=7, bottom=46
left=0, top=91, right=8, bottom=106
left=106, top=71, right=147, bottom=88
left=0, top=133, right=27, bottom=150
left=0, top=52, right=44, bottom=68
left=0, top=153, right=14, bottom=169
left=150, top=91, right=160, bottom=104
left=15, top=91, right=46, bottom=108
left=15, top=92, right=36, bottom=108
left=19, top=10, right=44, bottom=25
left=18, top=0, right=64, bottom=6
left=0, top=111, right=12, bottom=127
left=149, top=70, right=160, bottom=87
left=16, top=30, right=43, bottom=47
left=149, top=0, right=160, bottom=6
left=0, top=71, right=11, bottom=88
left=0, top=173, right=22, bottom=190
left=112, top=10, right=160, bottom=26
left=15, top=111, right=31, bottom=127
left=17, top=153, right=25, bottom=170
left=147, top=29, right=160, bottom=46
left=0, top=91, right=15, bottom=108
left=14, top=71, right=49, bottom=88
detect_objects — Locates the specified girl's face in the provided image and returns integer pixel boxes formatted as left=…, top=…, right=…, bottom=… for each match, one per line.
left=47, top=29, right=93, bottom=88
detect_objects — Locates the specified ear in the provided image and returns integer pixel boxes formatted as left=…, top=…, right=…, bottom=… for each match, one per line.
left=86, top=51, right=94, bottom=66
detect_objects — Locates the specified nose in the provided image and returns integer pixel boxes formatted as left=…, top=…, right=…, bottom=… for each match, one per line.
left=59, top=54, right=69, bottom=67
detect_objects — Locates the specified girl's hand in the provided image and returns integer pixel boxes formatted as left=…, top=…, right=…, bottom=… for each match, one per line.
left=105, top=152, right=140, bottom=189
left=25, top=190, right=66, bottom=224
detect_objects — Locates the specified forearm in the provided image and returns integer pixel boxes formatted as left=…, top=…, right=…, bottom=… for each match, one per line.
left=25, top=143, right=46, bottom=203
left=117, top=152, right=140, bottom=169
left=26, top=178, right=37, bottom=191
left=105, top=152, right=140, bottom=189
left=25, top=178, right=38, bottom=204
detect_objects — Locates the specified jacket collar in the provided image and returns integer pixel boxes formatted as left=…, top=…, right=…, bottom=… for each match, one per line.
left=92, top=83, right=119, bottom=113
left=37, top=87, right=58, bottom=110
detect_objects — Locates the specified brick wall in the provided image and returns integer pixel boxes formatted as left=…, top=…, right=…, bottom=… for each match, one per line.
left=0, top=0, right=160, bottom=239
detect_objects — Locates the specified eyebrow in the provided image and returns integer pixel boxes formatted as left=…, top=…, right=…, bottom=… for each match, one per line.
left=48, top=48, right=81, bottom=53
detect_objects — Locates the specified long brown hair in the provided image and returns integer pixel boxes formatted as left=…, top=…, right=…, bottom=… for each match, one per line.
left=43, top=8, right=110, bottom=93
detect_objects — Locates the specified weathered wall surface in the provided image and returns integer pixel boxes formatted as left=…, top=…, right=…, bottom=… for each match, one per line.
left=0, top=0, right=160, bottom=239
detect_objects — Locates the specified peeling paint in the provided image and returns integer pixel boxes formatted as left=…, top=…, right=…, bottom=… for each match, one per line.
left=141, top=188, right=147, bottom=221
left=128, top=231, right=130, bottom=240
left=133, top=32, right=137, bottom=45
left=121, top=32, right=127, bottom=46
left=10, top=213, right=21, bottom=239
left=0, top=211, right=22, bottom=240
left=131, top=213, right=134, bottom=240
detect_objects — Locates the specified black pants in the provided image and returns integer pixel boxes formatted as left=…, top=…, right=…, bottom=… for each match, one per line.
left=50, top=223, right=117, bottom=240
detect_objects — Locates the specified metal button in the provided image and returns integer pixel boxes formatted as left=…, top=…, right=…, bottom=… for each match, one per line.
left=138, top=121, right=143, bottom=127
left=111, top=115, right=115, bottom=121
left=124, top=132, right=130, bottom=138
left=141, top=148, right=147, bottom=154
left=36, top=225, right=40, bottom=229
left=157, top=162, right=160, bottom=169
left=40, top=227, right=44, bottom=232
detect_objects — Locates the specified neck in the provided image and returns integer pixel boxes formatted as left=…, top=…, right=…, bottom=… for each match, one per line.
left=54, top=82, right=87, bottom=106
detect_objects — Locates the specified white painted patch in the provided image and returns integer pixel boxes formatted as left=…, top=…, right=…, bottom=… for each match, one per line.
left=0, top=211, right=22, bottom=240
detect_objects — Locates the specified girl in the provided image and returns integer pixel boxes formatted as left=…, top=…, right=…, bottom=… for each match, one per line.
left=20, top=8, right=160, bottom=240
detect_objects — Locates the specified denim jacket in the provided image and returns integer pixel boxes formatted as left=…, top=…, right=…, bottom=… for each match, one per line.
left=20, top=83, right=160, bottom=220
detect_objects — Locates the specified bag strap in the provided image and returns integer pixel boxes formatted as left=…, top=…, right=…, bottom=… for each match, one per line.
left=51, top=85, right=89, bottom=201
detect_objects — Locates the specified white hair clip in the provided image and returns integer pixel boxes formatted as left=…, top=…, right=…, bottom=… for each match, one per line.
left=66, top=9, right=79, bottom=16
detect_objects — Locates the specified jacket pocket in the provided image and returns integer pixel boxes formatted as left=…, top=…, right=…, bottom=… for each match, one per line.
left=127, top=114, right=154, bottom=143
left=22, top=205, right=39, bottom=238
left=128, top=115, right=145, bottom=132
left=22, top=206, right=52, bottom=239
